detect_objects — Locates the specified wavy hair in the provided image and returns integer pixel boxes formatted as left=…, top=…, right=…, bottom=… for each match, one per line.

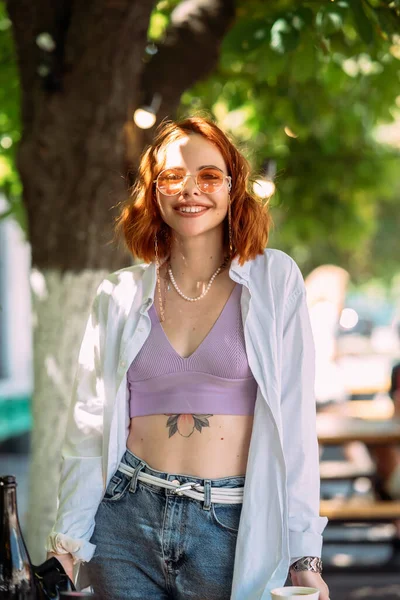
left=116, top=116, right=271, bottom=265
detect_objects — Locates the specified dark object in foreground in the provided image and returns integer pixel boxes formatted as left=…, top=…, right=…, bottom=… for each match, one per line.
left=1, top=474, right=37, bottom=598
left=34, top=558, right=76, bottom=598
left=0, top=474, right=76, bottom=599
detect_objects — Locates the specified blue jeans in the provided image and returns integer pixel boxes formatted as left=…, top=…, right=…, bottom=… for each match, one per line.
left=87, top=448, right=245, bottom=599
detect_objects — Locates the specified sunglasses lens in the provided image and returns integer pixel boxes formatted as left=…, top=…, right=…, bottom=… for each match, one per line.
left=156, top=167, right=226, bottom=195
left=157, top=169, right=185, bottom=196
left=197, top=168, right=224, bottom=193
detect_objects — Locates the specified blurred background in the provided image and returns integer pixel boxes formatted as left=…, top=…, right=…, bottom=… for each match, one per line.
left=1, top=0, right=400, bottom=597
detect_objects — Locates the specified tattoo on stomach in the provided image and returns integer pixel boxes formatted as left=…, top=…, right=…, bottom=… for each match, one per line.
left=164, top=414, right=213, bottom=438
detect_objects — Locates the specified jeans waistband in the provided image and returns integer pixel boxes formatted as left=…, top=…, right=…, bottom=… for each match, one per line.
left=122, top=447, right=246, bottom=489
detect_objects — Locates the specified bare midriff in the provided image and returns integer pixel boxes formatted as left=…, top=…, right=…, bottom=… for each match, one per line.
left=126, top=265, right=254, bottom=479
left=126, top=414, right=254, bottom=478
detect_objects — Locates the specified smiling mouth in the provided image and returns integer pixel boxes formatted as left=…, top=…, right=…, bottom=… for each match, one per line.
left=175, top=206, right=210, bottom=214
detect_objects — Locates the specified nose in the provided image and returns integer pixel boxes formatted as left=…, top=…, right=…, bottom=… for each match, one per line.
left=181, top=174, right=200, bottom=196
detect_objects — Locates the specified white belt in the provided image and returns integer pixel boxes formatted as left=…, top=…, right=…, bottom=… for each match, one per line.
left=118, top=463, right=244, bottom=504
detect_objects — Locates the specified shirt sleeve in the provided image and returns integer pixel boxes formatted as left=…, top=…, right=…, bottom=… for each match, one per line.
left=281, top=264, right=328, bottom=558
left=46, top=281, right=108, bottom=562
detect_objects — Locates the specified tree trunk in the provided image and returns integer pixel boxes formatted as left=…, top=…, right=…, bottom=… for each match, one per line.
left=28, top=269, right=108, bottom=563
left=6, top=0, right=235, bottom=561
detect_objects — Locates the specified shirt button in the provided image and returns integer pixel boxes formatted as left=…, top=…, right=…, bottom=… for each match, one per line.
left=120, top=360, right=126, bottom=368
left=137, top=327, right=143, bottom=333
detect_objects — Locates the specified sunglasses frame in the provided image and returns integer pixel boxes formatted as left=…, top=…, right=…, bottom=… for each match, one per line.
left=154, top=167, right=232, bottom=196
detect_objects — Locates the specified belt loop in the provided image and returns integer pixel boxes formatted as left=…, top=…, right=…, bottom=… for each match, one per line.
left=203, top=479, right=212, bottom=511
left=129, top=461, right=146, bottom=494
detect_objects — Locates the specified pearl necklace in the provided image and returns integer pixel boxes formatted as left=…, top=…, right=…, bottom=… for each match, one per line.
left=168, top=256, right=230, bottom=303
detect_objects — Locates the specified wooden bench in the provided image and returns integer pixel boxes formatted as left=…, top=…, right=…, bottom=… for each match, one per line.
left=321, top=498, right=400, bottom=522
left=320, top=460, right=375, bottom=481
left=321, top=497, right=400, bottom=572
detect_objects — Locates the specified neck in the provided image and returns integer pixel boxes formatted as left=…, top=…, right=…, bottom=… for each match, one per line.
left=166, top=235, right=229, bottom=291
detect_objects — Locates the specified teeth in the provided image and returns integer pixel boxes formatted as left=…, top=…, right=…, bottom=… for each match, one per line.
left=179, top=206, right=207, bottom=213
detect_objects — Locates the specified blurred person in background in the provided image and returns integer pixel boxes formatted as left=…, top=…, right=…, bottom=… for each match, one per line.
left=370, top=361, right=400, bottom=560
left=390, top=362, right=400, bottom=409
left=372, top=362, right=400, bottom=501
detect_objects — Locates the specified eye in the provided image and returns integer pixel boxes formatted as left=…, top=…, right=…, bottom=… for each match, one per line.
left=198, top=168, right=224, bottom=186
left=160, top=169, right=184, bottom=182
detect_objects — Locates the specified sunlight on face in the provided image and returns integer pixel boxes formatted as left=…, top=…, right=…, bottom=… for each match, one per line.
left=161, top=134, right=227, bottom=175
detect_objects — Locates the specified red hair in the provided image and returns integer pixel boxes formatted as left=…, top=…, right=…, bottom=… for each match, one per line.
left=116, top=116, right=271, bottom=265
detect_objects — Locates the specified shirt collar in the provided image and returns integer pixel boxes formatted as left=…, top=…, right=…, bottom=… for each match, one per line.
left=229, top=254, right=251, bottom=283
left=139, top=255, right=252, bottom=310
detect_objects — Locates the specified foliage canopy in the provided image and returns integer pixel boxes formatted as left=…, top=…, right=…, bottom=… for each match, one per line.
left=1, top=0, right=400, bottom=280
left=177, top=0, right=400, bottom=281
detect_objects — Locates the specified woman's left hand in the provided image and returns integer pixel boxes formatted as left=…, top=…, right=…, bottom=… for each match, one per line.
left=289, top=570, right=330, bottom=600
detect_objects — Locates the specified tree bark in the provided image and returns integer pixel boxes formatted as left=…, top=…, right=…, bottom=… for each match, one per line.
left=27, top=268, right=108, bottom=563
left=7, top=0, right=156, bottom=271
left=6, top=0, right=236, bottom=562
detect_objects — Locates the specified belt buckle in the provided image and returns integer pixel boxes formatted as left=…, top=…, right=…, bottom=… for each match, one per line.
left=172, top=482, right=201, bottom=496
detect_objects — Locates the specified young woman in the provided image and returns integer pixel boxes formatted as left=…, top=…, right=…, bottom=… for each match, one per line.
left=47, top=117, right=330, bottom=600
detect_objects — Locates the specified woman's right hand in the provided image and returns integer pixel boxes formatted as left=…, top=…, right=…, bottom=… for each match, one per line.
left=46, top=551, right=74, bottom=582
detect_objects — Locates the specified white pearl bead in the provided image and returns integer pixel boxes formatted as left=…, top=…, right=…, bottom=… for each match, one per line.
left=167, top=258, right=227, bottom=302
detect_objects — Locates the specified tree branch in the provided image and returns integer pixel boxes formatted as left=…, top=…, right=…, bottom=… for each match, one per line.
left=141, top=0, right=236, bottom=121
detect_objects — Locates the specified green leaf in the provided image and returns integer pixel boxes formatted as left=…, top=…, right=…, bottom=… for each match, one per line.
left=316, top=4, right=346, bottom=37
left=289, top=35, right=318, bottom=83
left=292, top=7, right=314, bottom=29
left=148, top=12, right=169, bottom=41
left=375, top=7, right=400, bottom=36
left=350, top=0, right=375, bottom=45
left=270, top=18, right=300, bottom=54
left=255, top=49, right=286, bottom=83
left=222, top=17, right=270, bottom=54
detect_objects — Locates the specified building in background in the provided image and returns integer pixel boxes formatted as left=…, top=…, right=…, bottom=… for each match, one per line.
left=0, top=193, right=32, bottom=443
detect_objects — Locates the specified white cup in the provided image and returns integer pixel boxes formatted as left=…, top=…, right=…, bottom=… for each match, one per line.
left=271, top=586, right=320, bottom=599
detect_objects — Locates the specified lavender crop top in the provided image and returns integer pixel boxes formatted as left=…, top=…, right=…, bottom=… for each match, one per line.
left=127, top=283, right=258, bottom=417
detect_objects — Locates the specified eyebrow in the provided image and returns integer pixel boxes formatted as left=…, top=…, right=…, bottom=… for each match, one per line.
left=197, top=165, right=224, bottom=172
left=162, top=165, right=225, bottom=173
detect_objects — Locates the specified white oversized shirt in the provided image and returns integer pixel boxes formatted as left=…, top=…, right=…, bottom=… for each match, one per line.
left=49, top=248, right=328, bottom=599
